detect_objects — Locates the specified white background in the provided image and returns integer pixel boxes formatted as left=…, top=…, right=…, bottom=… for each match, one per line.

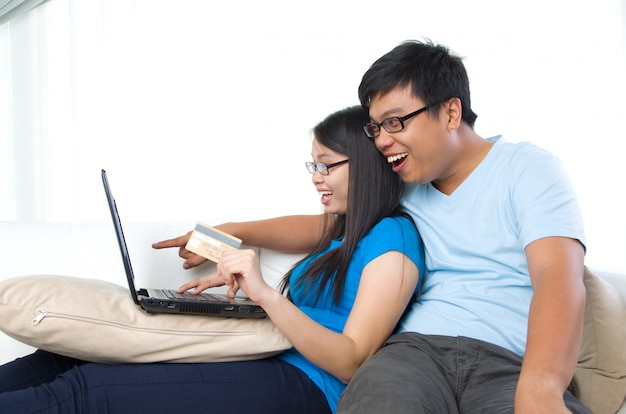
left=1, top=0, right=625, bottom=273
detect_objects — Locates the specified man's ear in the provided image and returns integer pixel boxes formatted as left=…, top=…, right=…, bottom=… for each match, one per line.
left=446, top=97, right=462, bottom=130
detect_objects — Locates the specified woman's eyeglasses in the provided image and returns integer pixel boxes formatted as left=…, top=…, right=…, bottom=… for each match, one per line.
left=305, top=159, right=348, bottom=175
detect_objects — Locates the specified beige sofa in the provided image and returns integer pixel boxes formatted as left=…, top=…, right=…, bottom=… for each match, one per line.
left=1, top=220, right=625, bottom=413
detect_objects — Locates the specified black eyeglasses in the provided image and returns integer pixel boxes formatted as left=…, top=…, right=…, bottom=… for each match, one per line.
left=363, top=98, right=454, bottom=139
left=305, top=159, right=348, bottom=175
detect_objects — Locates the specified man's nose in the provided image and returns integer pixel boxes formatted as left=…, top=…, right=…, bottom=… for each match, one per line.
left=374, top=130, right=395, bottom=151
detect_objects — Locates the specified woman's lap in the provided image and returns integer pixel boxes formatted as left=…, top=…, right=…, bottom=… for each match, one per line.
left=0, top=351, right=330, bottom=414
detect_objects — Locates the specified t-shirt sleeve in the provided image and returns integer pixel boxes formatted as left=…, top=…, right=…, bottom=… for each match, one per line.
left=358, top=216, right=425, bottom=279
left=511, top=145, right=586, bottom=250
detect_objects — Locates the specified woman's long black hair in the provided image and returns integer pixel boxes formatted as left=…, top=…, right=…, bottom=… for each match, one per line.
left=279, top=105, right=412, bottom=305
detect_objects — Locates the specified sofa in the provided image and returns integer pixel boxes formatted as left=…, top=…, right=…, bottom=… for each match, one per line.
left=1, top=220, right=626, bottom=413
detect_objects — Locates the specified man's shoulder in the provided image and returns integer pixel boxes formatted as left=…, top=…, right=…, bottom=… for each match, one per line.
left=491, top=136, right=554, bottom=158
left=488, top=138, right=560, bottom=177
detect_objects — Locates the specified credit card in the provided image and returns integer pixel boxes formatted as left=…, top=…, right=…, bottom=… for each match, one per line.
left=185, top=222, right=242, bottom=263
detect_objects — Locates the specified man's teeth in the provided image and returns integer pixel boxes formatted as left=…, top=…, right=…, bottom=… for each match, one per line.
left=387, top=153, right=408, bottom=163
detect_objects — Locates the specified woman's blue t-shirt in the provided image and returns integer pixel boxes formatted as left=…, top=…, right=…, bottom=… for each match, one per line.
left=276, top=216, right=424, bottom=412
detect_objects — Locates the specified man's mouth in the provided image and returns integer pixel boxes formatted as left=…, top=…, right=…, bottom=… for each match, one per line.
left=387, top=152, right=409, bottom=167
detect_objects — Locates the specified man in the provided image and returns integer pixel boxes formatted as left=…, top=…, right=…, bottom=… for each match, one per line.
left=154, top=39, right=589, bottom=413
left=334, top=39, right=589, bottom=414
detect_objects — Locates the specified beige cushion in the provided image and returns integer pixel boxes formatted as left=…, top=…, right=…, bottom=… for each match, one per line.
left=0, top=275, right=291, bottom=364
left=574, top=267, right=626, bottom=414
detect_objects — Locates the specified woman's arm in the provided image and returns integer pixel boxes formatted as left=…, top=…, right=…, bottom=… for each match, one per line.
left=153, top=214, right=326, bottom=269
left=219, top=249, right=419, bottom=383
left=217, top=214, right=326, bottom=252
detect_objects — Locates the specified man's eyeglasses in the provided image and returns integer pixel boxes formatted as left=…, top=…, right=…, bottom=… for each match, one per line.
left=305, top=159, right=348, bottom=175
left=363, top=99, right=453, bottom=139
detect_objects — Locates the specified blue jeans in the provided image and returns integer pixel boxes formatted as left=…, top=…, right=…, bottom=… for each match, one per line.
left=337, top=333, right=591, bottom=414
left=0, top=350, right=331, bottom=414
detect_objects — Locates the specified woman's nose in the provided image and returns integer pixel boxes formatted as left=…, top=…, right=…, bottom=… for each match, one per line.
left=311, top=170, right=324, bottom=184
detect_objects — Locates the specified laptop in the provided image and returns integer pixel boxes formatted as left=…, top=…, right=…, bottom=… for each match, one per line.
left=101, top=169, right=267, bottom=318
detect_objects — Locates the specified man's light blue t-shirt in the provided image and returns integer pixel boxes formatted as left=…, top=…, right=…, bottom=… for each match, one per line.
left=398, top=136, right=585, bottom=356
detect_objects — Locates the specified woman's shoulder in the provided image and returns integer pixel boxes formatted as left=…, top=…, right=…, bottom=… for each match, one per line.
left=368, top=216, right=419, bottom=240
left=359, top=216, right=424, bottom=273
left=377, top=215, right=416, bottom=229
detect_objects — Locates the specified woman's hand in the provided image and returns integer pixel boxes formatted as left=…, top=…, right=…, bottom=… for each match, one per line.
left=217, top=249, right=274, bottom=303
left=177, top=272, right=240, bottom=297
left=152, top=231, right=208, bottom=269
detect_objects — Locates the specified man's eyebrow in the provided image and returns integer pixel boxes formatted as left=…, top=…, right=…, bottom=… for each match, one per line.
left=370, top=107, right=404, bottom=122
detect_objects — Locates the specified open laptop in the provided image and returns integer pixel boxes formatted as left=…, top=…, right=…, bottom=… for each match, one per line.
left=101, top=169, right=267, bottom=318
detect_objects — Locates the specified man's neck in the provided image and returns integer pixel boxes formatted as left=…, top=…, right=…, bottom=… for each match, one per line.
left=432, top=128, right=493, bottom=195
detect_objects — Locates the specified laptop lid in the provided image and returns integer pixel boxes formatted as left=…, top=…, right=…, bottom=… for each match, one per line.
left=101, top=169, right=267, bottom=318
left=102, top=169, right=142, bottom=305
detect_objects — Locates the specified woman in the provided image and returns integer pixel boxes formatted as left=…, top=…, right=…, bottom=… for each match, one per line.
left=0, top=106, right=424, bottom=413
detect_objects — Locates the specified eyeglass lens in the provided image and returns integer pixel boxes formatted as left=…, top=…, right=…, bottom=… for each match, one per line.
left=304, top=159, right=348, bottom=175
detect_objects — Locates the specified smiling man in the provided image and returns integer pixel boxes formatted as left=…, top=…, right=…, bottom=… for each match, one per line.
left=335, top=39, right=590, bottom=414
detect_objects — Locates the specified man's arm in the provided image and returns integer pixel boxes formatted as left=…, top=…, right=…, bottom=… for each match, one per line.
left=152, top=214, right=326, bottom=269
left=515, top=236, right=586, bottom=414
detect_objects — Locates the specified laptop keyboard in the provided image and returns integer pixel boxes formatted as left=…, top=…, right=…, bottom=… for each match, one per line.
left=160, top=289, right=224, bottom=302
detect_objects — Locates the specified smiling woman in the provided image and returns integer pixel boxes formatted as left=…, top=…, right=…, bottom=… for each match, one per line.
left=0, top=0, right=624, bottom=274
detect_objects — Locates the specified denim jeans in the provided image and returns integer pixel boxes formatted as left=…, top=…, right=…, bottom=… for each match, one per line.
left=0, top=350, right=331, bottom=414
left=337, top=333, right=591, bottom=414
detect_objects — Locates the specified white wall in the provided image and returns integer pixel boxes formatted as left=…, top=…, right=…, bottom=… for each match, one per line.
left=1, top=0, right=625, bottom=274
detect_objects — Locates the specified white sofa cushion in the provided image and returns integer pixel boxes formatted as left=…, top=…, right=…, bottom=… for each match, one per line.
left=0, top=274, right=291, bottom=363
left=574, top=267, right=626, bottom=414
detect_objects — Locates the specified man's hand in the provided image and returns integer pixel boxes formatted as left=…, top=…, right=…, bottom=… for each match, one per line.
left=515, top=381, right=572, bottom=414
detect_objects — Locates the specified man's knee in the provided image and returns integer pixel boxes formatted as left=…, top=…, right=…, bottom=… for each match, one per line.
left=337, top=342, right=454, bottom=414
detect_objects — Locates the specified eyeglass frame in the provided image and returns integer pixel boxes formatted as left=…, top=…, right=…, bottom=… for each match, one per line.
left=305, top=159, right=349, bottom=175
left=362, top=98, right=453, bottom=139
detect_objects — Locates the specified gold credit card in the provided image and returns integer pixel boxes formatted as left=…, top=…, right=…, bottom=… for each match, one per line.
left=185, top=222, right=242, bottom=263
